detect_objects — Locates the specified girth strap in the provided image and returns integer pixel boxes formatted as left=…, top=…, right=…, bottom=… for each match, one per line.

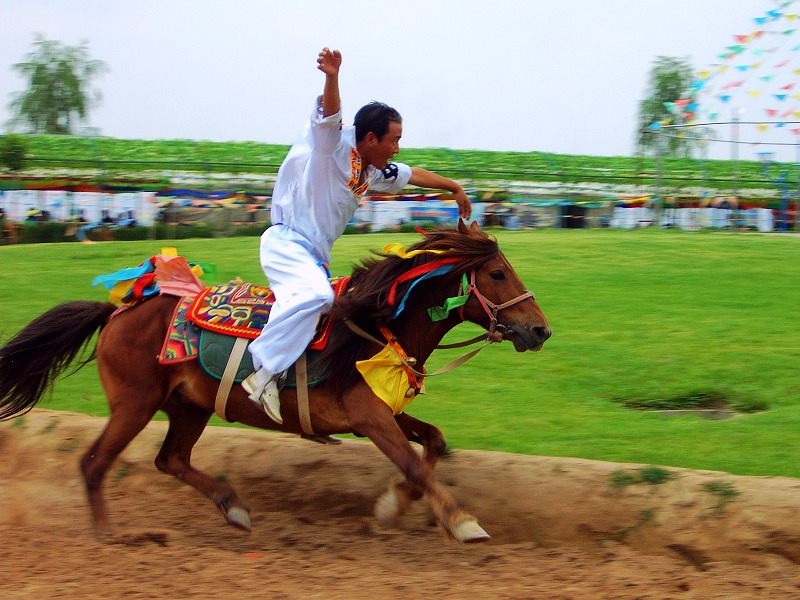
left=296, top=352, right=314, bottom=436
left=215, top=336, right=248, bottom=422
left=295, top=353, right=341, bottom=445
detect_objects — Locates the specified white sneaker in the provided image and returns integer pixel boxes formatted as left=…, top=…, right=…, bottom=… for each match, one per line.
left=260, top=379, right=283, bottom=424
left=242, top=371, right=283, bottom=424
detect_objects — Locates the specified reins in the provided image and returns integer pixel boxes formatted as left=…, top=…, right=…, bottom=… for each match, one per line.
left=344, top=316, right=501, bottom=380
left=343, top=266, right=533, bottom=380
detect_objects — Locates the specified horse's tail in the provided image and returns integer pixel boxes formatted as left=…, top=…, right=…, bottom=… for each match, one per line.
left=0, top=301, right=118, bottom=421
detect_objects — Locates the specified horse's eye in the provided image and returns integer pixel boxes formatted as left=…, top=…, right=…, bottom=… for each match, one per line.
left=489, top=270, right=506, bottom=281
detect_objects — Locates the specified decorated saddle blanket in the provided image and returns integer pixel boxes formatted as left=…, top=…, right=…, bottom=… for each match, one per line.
left=159, top=277, right=350, bottom=385
left=197, top=331, right=328, bottom=387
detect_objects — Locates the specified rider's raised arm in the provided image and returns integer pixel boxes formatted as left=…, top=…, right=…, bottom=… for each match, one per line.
left=317, top=47, right=342, bottom=118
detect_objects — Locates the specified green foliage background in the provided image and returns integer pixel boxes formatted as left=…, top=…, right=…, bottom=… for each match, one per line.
left=11, top=134, right=778, bottom=195
left=1, top=230, right=799, bottom=477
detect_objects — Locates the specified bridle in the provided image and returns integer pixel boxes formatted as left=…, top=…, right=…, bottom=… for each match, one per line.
left=345, top=265, right=535, bottom=381
left=457, top=269, right=533, bottom=338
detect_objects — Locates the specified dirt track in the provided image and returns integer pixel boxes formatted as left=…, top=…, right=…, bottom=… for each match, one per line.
left=1, top=410, right=799, bottom=599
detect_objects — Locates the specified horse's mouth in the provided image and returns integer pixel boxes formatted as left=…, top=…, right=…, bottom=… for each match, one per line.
left=502, top=325, right=550, bottom=353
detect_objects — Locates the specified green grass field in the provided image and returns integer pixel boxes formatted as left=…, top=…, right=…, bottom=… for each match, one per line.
left=1, top=229, right=799, bottom=477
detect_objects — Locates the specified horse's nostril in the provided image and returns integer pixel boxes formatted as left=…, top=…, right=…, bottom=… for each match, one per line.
left=532, top=326, right=551, bottom=344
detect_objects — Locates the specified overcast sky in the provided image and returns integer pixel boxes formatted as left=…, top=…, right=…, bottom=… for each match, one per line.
left=1, top=0, right=790, bottom=158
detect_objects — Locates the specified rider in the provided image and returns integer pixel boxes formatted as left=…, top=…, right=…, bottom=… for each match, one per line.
left=244, top=47, right=472, bottom=423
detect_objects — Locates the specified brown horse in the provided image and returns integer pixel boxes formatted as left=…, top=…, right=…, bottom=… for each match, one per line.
left=0, top=221, right=550, bottom=543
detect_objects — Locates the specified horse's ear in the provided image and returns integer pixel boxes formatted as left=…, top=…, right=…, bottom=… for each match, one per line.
left=458, top=219, right=481, bottom=234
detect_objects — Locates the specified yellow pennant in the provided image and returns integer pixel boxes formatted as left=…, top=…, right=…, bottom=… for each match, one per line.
left=382, top=242, right=444, bottom=259
left=356, top=345, right=419, bottom=415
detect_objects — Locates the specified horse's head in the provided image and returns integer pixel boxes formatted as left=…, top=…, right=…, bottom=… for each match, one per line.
left=456, top=220, right=551, bottom=352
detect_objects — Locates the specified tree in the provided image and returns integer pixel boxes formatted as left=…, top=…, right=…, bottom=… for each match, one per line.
left=636, top=56, right=696, bottom=157
left=7, top=35, right=108, bottom=135
left=0, top=134, right=29, bottom=171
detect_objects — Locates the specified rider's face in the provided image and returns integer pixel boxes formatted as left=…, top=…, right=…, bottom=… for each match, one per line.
left=363, top=121, right=402, bottom=169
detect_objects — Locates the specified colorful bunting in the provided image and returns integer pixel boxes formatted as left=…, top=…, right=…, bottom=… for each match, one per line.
left=685, top=3, right=800, bottom=153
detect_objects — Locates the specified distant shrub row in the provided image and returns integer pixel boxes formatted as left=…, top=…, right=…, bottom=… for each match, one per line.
left=3, top=221, right=437, bottom=245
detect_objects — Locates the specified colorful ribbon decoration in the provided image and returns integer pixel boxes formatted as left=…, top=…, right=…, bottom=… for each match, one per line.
left=427, top=273, right=471, bottom=322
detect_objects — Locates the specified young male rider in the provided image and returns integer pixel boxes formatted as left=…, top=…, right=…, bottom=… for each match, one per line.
left=244, top=47, right=472, bottom=423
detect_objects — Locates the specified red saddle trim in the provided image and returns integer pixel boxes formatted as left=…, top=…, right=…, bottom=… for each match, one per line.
left=310, top=276, right=350, bottom=350
left=186, top=282, right=274, bottom=339
left=185, top=277, right=351, bottom=349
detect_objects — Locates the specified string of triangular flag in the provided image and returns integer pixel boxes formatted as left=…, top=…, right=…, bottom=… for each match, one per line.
left=651, top=0, right=800, bottom=145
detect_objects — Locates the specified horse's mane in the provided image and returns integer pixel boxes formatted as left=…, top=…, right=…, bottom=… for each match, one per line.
left=317, top=226, right=500, bottom=393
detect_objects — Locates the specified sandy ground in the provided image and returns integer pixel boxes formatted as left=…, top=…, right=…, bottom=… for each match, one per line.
left=1, top=410, right=799, bottom=599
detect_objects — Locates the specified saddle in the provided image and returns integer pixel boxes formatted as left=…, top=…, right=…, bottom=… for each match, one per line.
left=159, top=278, right=350, bottom=386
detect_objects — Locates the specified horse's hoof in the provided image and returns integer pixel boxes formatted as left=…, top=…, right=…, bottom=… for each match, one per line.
left=226, top=506, right=252, bottom=532
left=374, top=489, right=399, bottom=526
left=452, top=519, right=491, bottom=543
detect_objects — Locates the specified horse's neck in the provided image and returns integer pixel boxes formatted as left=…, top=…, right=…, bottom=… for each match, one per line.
left=391, top=304, right=459, bottom=368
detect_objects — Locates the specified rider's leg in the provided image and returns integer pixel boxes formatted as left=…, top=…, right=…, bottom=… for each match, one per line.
left=246, top=230, right=334, bottom=423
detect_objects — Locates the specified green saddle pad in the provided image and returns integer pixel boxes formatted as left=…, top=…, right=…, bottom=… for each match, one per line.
left=198, top=330, right=327, bottom=387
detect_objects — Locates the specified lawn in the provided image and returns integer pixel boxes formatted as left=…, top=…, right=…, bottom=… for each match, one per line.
left=1, top=229, right=799, bottom=477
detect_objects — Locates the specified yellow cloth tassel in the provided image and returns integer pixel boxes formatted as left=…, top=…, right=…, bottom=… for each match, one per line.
left=356, top=344, right=419, bottom=415
left=382, top=242, right=444, bottom=259
left=109, top=279, right=135, bottom=304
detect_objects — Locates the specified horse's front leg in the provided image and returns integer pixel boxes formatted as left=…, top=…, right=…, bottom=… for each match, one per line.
left=343, top=385, right=489, bottom=543
left=374, top=413, right=447, bottom=526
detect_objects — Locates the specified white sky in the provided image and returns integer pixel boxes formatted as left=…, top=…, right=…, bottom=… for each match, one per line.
left=0, top=0, right=789, bottom=158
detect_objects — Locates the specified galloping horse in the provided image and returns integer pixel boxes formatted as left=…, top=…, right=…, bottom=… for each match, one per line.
left=0, top=221, right=550, bottom=543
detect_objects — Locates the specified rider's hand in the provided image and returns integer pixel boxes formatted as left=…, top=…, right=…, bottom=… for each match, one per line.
left=317, top=48, right=342, bottom=76
left=453, top=188, right=472, bottom=220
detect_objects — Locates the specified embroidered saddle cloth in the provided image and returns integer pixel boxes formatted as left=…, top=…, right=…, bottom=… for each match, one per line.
left=159, top=278, right=350, bottom=385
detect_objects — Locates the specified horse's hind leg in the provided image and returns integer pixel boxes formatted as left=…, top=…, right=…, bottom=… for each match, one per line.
left=80, top=406, right=155, bottom=537
left=375, top=413, right=447, bottom=526
left=155, top=399, right=251, bottom=531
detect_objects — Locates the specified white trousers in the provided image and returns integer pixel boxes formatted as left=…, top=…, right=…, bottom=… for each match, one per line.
left=248, top=226, right=334, bottom=376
